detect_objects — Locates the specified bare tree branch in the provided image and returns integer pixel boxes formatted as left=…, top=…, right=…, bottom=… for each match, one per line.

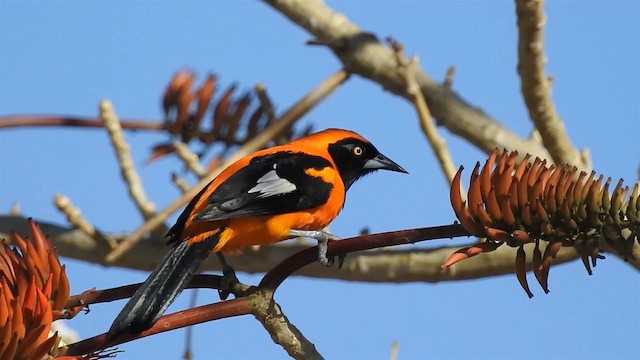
left=0, top=115, right=165, bottom=131
left=100, top=100, right=158, bottom=220
left=389, top=38, right=458, bottom=185
left=173, top=141, right=207, bottom=179
left=515, top=0, right=588, bottom=169
left=53, top=194, right=116, bottom=250
left=261, top=0, right=555, bottom=163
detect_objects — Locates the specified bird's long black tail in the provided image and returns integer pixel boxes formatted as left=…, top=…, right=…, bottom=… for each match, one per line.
left=106, top=233, right=220, bottom=340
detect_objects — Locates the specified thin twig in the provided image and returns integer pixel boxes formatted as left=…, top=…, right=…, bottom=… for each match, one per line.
left=171, top=173, right=191, bottom=194
left=389, top=38, right=458, bottom=185
left=389, top=341, right=400, bottom=360
left=255, top=83, right=276, bottom=123
left=443, top=66, right=456, bottom=89
left=65, top=297, right=253, bottom=356
left=515, top=0, right=587, bottom=169
left=105, top=69, right=349, bottom=263
left=173, top=141, right=207, bottom=179
left=0, top=115, right=166, bottom=131
left=65, top=274, right=224, bottom=309
left=100, top=100, right=157, bottom=220
left=53, top=194, right=116, bottom=249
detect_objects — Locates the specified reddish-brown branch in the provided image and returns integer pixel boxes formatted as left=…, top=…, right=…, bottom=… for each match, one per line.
left=65, top=297, right=253, bottom=356
left=65, top=274, right=223, bottom=309
left=0, top=115, right=166, bottom=131
left=260, top=224, right=470, bottom=290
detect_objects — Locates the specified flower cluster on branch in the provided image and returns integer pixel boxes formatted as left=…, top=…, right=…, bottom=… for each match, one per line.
left=149, top=71, right=312, bottom=165
left=444, top=149, right=639, bottom=297
left=0, top=219, right=70, bottom=359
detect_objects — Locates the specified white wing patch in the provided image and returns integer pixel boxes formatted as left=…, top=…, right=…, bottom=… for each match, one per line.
left=248, top=167, right=297, bottom=198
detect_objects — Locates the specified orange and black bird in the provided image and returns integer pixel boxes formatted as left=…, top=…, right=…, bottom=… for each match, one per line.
left=106, top=128, right=406, bottom=339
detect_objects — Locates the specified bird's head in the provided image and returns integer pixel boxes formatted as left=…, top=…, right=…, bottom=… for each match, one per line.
left=310, top=129, right=408, bottom=190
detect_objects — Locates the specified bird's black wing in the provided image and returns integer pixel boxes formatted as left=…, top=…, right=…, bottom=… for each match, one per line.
left=194, top=151, right=334, bottom=222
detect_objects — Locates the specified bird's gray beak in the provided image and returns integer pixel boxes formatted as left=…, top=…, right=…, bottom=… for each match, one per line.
left=363, top=153, right=408, bottom=174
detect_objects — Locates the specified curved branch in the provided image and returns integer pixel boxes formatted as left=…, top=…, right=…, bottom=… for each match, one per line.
left=261, top=0, right=553, bottom=163
left=515, top=0, right=586, bottom=168
left=0, top=115, right=165, bottom=131
left=65, top=297, right=253, bottom=356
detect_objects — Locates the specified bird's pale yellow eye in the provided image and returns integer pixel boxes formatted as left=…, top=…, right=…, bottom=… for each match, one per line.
left=352, top=146, right=364, bottom=157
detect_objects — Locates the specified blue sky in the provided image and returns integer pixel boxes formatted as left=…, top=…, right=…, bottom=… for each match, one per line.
left=1, top=1, right=639, bottom=359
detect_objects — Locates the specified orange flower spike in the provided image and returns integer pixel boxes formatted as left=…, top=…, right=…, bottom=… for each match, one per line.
left=27, top=332, right=60, bottom=360
left=193, top=74, right=217, bottom=128
left=581, top=171, right=596, bottom=203
left=474, top=201, right=493, bottom=228
left=526, top=158, right=542, bottom=189
left=0, top=304, right=14, bottom=354
left=563, top=178, right=576, bottom=215
left=28, top=219, right=50, bottom=269
left=513, top=153, right=531, bottom=181
left=532, top=241, right=549, bottom=293
left=11, top=295, right=25, bottom=341
left=500, top=191, right=517, bottom=227
left=479, top=150, right=498, bottom=202
left=571, top=171, right=587, bottom=208
left=515, top=246, right=534, bottom=298
left=587, top=176, right=604, bottom=218
left=517, top=163, right=532, bottom=211
left=174, top=73, right=195, bottom=134
left=486, top=187, right=503, bottom=222
left=559, top=167, right=578, bottom=204
left=559, top=196, right=572, bottom=220
left=35, top=289, right=53, bottom=346
left=211, top=84, right=237, bottom=138
left=2, top=332, right=20, bottom=360
left=0, top=277, right=14, bottom=305
left=47, top=252, right=62, bottom=304
left=26, top=241, right=47, bottom=289
left=600, top=178, right=613, bottom=214
left=544, top=165, right=561, bottom=200
left=0, top=245, right=16, bottom=283
left=508, top=179, right=520, bottom=219
left=491, top=149, right=508, bottom=187
left=42, top=275, right=53, bottom=300
left=467, top=162, right=482, bottom=220
left=23, top=277, right=38, bottom=324
left=246, top=105, right=265, bottom=140
left=10, top=232, right=28, bottom=262
left=485, top=227, right=511, bottom=242
left=511, top=229, right=531, bottom=244
left=529, top=174, right=546, bottom=223
left=546, top=184, right=558, bottom=215
left=15, top=324, right=48, bottom=358
left=0, top=296, right=8, bottom=330
left=440, top=241, right=501, bottom=271
left=609, top=179, right=625, bottom=220
left=224, top=92, right=252, bottom=145
left=520, top=202, right=534, bottom=229
left=495, top=155, right=515, bottom=203
left=450, top=166, right=484, bottom=236
left=163, top=71, right=192, bottom=117
left=54, top=265, right=70, bottom=312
